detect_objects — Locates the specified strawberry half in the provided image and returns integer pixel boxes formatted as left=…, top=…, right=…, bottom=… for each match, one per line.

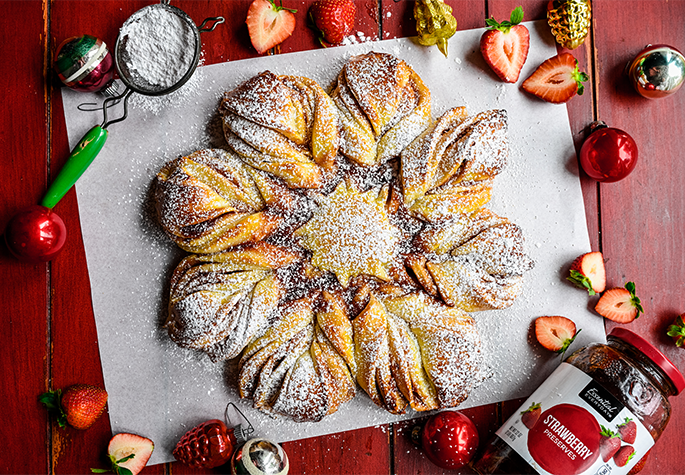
left=246, top=0, right=297, bottom=54
left=595, top=282, right=644, bottom=323
left=520, top=402, right=541, bottom=429
left=522, top=53, right=589, bottom=103
left=599, top=425, right=621, bottom=462
left=535, top=316, right=580, bottom=357
left=617, top=417, right=637, bottom=444
left=308, top=0, right=356, bottom=46
left=614, top=445, right=635, bottom=468
left=39, top=384, right=108, bottom=430
left=667, top=313, right=685, bottom=347
left=567, top=251, right=606, bottom=295
left=92, top=433, right=155, bottom=475
left=480, top=6, right=530, bottom=83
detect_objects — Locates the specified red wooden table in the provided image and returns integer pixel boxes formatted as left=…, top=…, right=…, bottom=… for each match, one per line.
left=2, top=1, right=684, bottom=473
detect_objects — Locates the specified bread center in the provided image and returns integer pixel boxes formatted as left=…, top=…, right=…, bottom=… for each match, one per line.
left=294, top=181, right=401, bottom=287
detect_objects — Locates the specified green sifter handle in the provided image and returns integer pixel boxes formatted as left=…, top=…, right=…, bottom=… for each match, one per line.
left=41, top=125, right=108, bottom=209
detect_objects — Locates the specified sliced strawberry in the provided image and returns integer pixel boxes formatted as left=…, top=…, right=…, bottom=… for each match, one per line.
left=567, top=251, right=606, bottom=295
left=520, top=402, right=541, bottom=429
left=667, top=313, right=685, bottom=347
left=595, top=282, right=644, bottom=323
left=535, top=316, right=580, bottom=357
left=599, top=425, right=621, bottom=462
left=92, top=433, right=155, bottom=475
left=617, top=417, right=637, bottom=444
left=480, top=6, right=530, bottom=83
left=614, top=445, right=635, bottom=468
left=308, top=0, right=356, bottom=46
left=522, top=53, right=589, bottom=103
left=246, top=0, right=297, bottom=54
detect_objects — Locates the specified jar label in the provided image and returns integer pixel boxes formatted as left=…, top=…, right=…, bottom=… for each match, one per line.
left=496, top=362, right=654, bottom=475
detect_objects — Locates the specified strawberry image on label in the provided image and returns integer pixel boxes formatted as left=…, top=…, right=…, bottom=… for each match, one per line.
left=527, top=404, right=600, bottom=475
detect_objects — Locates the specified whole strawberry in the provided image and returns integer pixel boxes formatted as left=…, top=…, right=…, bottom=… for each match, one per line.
left=520, top=402, right=541, bottom=429
left=309, top=0, right=356, bottom=46
left=39, top=384, right=108, bottom=430
left=598, top=425, right=621, bottom=462
left=614, top=445, right=635, bottom=467
left=617, top=417, right=637, bottom=444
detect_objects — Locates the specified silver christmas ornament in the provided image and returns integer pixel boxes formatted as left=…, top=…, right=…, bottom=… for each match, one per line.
left=627, top=44, right=685, bottom=99
left=231, top=438, right=289, bottom=475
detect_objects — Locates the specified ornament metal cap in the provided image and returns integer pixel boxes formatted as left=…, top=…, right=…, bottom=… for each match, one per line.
left=626, top=44, right=685, bottom=99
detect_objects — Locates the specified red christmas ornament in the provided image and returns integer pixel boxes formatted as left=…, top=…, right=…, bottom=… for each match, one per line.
left=173, top=419, right=239, bottom=469
left=412, top=410, right=480, bottom=469
left=4, top=205, right=67, bottom=263
left=579, top=121, right=638, bottom=182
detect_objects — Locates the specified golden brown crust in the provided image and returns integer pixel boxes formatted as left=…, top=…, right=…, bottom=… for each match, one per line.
left=331, top=52, right=431, bottom=166
left=165, top=243, right=301, bottom=362
left=237, top=294, right=357, bottom=422
left=410, top=208, right=534, bottom=311
left=220, top=71, right=339, bottom=189
left=401, top=108, right=508, bottom=222
left=154, top=149, right=296, bottom=254
left=154, top=53, right=538, bottom=423
left=352, top=290, right=486, bottom=413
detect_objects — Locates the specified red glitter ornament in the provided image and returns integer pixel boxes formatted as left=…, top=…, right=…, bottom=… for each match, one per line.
left=173, top=419, right=239, bottom=469
left=413, top=410, right=480, bottom=469
left=579, top=121, right=638, bottom=182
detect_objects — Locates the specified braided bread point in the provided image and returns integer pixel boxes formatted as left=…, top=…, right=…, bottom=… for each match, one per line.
left=165, top=243, right=300, bottom=362
left=410, top=208, right=534, bottom=311
left=220, top=72, right=339, bottom=189
left=332, top=52, right=431, bottom=167
left=401, top=108, right=508, bottom=222
left=353, top=290, right=486, bottom=414
left=155, top=149, right=296, bottom=254
left=238, top=292, right=356, bottom=422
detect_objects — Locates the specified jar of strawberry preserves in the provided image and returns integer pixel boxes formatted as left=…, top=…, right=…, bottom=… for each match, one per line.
left=472, top=328, right=685, bottom=475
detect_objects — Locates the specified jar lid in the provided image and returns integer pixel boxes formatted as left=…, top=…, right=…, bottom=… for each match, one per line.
left=609, top=328, right=685, bottom=395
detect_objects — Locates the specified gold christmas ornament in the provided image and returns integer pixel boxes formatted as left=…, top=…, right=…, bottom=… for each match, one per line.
left=547, top=0, right=591, bottom=50
left=414, top=0, right=457, bottom=57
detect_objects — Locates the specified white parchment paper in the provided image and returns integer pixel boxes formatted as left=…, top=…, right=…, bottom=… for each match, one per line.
left=61, top=21, right=605, bottom=465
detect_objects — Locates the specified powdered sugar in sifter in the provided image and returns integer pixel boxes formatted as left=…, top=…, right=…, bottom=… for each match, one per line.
left=41, top=0, right=224, bottom=209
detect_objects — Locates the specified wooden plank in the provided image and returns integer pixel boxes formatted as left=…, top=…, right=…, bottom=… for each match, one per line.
left=0, top=0, right=50, bottom=473
left=593, top=1, right=685, bottom=474
left=47, top=1, right=163, bottom=473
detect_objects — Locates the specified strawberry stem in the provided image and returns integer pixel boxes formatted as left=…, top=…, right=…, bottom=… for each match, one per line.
left=624, top=281, right=644, bottom=318
left=485, top=6, right=524, bottom=34
left=567, top=270, right=596, bottom=295
left=38, top=389, right=68, bottom=428
left=520, top=402, right=541, bottom=414
left=269, top=0, right=297, bottom=14
left=558, top=328, right=581, bottom=359
left=572, top=60, right=590, bottom=95
left=667, top=315, right=685, bottom=346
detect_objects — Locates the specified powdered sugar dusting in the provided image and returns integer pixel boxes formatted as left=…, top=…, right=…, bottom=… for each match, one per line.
left=119, top=5, right=196, bottom=91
